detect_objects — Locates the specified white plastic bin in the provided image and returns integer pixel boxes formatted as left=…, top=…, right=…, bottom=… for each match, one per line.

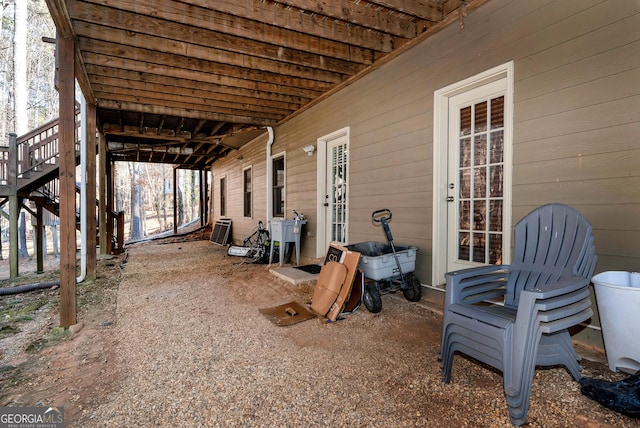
left=592, top=271, right=640, bottom=373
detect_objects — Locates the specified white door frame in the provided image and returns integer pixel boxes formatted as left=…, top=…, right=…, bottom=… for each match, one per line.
left=316, top=127, right=350, bottom=257
left=432, top=62, right=514, bottom=286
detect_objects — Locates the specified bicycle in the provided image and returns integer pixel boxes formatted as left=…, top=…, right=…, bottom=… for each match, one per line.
left=227, top=221, right=271, bottom=263
left=243, top=221, right=270, bottom=259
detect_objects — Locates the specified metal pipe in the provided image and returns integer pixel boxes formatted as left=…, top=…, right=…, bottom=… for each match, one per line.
left=265, top=126, right=275, bottom=230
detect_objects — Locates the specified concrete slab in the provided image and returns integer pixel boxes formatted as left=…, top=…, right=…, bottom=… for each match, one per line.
left=270, top=266, right=319, bottom=285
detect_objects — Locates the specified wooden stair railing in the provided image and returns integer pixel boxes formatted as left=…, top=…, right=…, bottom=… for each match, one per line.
left=1, top=108, right=125, bottom=254
left=0, top=110, right=80, bottom=194
left=29, top=180, right=125, bottom=253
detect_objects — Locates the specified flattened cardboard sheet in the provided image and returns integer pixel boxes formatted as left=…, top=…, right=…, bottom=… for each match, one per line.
left=259, top=301, right=316, bottom=326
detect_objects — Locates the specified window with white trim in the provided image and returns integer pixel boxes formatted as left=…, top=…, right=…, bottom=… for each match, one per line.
left=243, top=166, right=252, bottom=218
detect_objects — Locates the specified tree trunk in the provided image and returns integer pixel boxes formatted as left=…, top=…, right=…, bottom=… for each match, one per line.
left=0, top=0, right=7, bottom=142
left=14, top=0, right=27, bottom=135
left=162, top=166, right=168, bottom=228
left=177, top=185, right=184, bottom=227
left=0, top=217, right=4, bottom=260
left=191, top=170, right=198, bottom=221
left=130, top=162, right=144, bottom=239
left=18, top=210, right=29, bottom=257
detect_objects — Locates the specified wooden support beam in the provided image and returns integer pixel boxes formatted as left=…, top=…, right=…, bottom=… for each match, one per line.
left=9, top=195, right=18, bottom=279
left=7, top=132, right=21, bottom=279
left=85, top=101, right=97, bottom=278
left=173, top=167, right=178, bottom=235
left=106, top=157, right=114, bottom=254
left=93, top=86, right=293, bottom=120
left=36, top=205, right=44, bottom=273
left=58, top=34, right=77, bottom=328
left=199, top=170, right=205, bottom=227
left=95, top=99, right=277, bottom=128
left=8, top=133, right=18, bottom=279
left=98, top=131, right=108, bottom=254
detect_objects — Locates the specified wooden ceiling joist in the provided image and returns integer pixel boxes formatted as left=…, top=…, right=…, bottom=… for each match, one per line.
left=86, top=66, right=312, bottom=106
left=82, top=51, right=327, bottom=99
left=187, top=0, right=398, bottom=51
left=97, top=100, right=278, bottom=127
left=69, top=2, right=369, bottom=75
left=45, top=0, right=472, bottom=168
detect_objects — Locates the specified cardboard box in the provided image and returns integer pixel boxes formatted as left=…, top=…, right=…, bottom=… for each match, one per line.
left=311, top=243, right=361, bottom=321
left=311, top=261, right=347, bottom=316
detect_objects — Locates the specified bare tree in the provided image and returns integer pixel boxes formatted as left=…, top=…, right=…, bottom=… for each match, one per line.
left=26, top=0, right=56, bottom=128
left=129, top=162, right=145, bottom=239
left=162, top=166, right=169, bottom=229
left=1, top=0, right=57, bottom=141
left=142, top=163, right=175, bottom=233
left=177, top=176, right=184, bottom=227
left=190, top=170, right=198, bottom=221
left=13, top=0, right=26, bottom=135
left=18, top=210, right=29, bottom=257
left=0, top=1, right=11, bottom=141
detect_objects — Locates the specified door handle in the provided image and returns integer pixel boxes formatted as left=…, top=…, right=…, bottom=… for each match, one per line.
left=447, top=196, right=454, bottom=202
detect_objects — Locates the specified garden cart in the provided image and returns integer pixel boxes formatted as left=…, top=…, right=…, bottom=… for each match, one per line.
left=347, top=209, right=422, bottom=313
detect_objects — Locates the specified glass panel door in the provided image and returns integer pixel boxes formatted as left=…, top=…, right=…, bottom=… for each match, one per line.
left=328, top=141, right=348, bottom=244
left=457, top=96, right=505, bottom=264
left=447, top=78, right=507, bottom=272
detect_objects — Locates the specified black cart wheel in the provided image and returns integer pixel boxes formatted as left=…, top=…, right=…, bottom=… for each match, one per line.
left=364, top=282, right=382, bottom=313
left=402, top=273, right=423, bottom=302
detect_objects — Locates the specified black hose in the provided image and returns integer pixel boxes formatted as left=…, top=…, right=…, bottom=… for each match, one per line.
left=0, top=280, right=60, bottom=296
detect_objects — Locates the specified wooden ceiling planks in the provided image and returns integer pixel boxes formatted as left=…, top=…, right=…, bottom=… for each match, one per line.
left=46, top=0, right=467, bottom=167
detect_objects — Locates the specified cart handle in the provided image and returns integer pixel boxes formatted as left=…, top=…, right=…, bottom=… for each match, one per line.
left=372, top=208, right=392, bottom=223
left=372, top=209, right=394, bottom=242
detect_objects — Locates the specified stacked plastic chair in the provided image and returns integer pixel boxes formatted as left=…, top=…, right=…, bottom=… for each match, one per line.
left=439, top=204, right=597, bottom=426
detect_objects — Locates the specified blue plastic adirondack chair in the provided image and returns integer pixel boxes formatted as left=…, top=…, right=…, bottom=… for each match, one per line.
left=438, top=203, right=597, bottom=426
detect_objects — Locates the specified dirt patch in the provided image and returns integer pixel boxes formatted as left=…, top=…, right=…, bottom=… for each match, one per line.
left=0, top=225, right=209, bottom=417
left=0, top=253, right=123, bottom=423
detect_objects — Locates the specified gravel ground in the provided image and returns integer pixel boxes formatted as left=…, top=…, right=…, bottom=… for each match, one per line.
left=74, top=240, right=635, bottom=427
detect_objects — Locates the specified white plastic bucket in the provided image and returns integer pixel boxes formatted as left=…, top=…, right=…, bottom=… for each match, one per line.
left=592, top=271, right=640, bottom=373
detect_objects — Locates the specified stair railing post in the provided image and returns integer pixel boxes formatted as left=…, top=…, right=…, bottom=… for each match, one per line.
left=8, top=133, right=18, bottom=279
left=20, top=138, right=29, bottom=178
left=8, top=133, right=17, bottom=187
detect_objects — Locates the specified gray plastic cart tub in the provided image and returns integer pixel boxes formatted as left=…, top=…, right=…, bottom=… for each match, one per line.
left=346, top=241, right=417, bottom=281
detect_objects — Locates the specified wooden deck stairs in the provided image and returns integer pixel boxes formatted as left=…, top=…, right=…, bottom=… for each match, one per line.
left=1, top=112, right=124, bottom=277
left=0, top=114, right=80, bottom=199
